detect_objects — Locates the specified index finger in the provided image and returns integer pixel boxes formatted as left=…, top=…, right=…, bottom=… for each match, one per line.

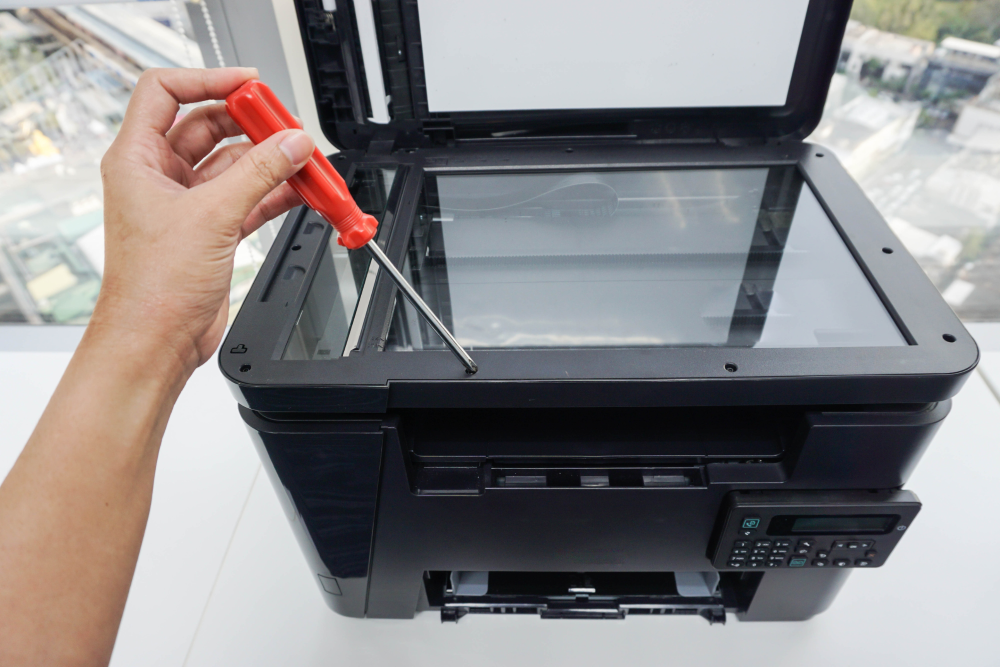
left=119, top=67, right=259, bottom=139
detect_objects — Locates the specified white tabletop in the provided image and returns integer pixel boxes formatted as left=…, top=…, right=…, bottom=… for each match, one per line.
left=2, top=326, right=998, bottom=667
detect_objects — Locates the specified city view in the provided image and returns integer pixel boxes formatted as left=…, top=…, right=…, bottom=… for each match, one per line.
left=0, top=1, right=999, bottom=323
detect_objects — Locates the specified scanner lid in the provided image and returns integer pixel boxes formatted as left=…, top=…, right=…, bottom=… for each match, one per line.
left=294, top=0, right=851, bottom=151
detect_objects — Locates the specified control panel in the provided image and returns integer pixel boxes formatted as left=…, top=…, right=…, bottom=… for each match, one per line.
left=710, top=490, right=921, bottom=571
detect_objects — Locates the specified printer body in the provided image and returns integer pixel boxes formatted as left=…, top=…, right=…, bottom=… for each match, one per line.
left=220, top=0, right=978, bottom=622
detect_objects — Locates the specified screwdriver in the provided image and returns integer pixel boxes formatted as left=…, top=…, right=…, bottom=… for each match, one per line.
left=225, top=80, right=477, bottom=374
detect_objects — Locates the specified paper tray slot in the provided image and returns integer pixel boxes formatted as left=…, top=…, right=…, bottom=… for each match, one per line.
left=425, top=571, right=748, bottom=624
left=402, top=406, right=792, bottom=462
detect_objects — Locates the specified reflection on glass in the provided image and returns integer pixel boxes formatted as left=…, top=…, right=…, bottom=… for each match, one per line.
left=384, top=167, right=905, bottom=351
left=282, top=167, right=397, bottom=360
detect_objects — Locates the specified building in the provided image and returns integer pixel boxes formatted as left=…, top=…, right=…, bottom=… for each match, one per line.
left=838, top=20, right=935, bottom=91
left=920, top=36, right=1000, bottom=99
left=950, top=72, right=1000, bottom=151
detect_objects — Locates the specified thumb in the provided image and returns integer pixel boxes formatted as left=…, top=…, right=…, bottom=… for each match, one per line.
left=205, top=128, right=314, bottom=223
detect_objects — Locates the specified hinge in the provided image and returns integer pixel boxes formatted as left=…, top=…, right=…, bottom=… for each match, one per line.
left=422, top=120, right=455, bottom=146
left=365, top=127, right=397, bottom=156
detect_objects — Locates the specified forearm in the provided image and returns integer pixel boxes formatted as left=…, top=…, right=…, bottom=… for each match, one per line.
left=0, top=319, right=191, bottom=666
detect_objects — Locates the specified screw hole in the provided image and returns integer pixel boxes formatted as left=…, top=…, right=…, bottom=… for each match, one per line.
left=882, top=247, right=893, bottom=254
left=291, top=244, right=301, bottom=251
left=565, top=147, right=573, bottom=153
left=724, top=362, right=738, bottom=373
left=816, top=152, right=824, bottom=157
left=943, top=334, right=956, bottom=343
left=239, top=364, right=251, bottom=372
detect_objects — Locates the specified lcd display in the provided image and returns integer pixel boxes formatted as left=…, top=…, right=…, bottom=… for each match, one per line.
left=786, top=515, right=898, bottom=535
left=384, top=167, right=906, bottom=352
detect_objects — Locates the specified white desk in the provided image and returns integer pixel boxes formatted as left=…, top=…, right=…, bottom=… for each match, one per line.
left=1, top=327, right=998, bottom=667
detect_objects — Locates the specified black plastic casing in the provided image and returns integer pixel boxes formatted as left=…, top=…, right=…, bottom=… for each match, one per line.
left=219, top=0, right=978, bottom=622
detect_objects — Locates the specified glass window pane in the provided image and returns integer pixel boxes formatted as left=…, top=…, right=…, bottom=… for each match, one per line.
left=812, top=12, right=1000, bottom=321
left=384, top=167, right=905, bottom=351
left=0, top=4, right=277, bottom=327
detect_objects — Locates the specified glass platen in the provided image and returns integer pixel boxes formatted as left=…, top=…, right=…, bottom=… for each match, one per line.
left=282, top=167, right=397, bottom=360
left=384, top=167, right=906, bottom=352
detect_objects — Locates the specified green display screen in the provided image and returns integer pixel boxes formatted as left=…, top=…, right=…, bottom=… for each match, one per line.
left=789, top=515, right=896, bottom=534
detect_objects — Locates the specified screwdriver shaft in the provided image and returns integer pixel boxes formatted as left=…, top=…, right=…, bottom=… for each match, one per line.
left=364, top=240, right=478, bottom=374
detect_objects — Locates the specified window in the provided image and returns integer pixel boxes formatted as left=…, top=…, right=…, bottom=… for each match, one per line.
left=810, top=5, right=1000, bottom=321
left=0, top=2, right=275, bottom=325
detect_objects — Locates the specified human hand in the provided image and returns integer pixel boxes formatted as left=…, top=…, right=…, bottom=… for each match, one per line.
left=94, top=67, right=314, bottom=375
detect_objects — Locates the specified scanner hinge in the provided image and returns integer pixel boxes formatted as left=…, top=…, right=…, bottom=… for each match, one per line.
left=422, top=120, right=455, bottom=146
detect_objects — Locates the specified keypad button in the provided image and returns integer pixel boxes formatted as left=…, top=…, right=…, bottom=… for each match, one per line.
left=739, top=529, right=756, bottom=537
left=729, top=555, right=747, bottom=562
left=846, top=542, right=860, bottom=550
left=747, top=561, right=763, bottom=568
left=727, top=560, right=745, bottom=568
left=793, top=547, right=810, bottom=555
left=771, top=548, right=789, bottom=555
left=774, top=539, right=792, bottom=548
left=741, top=517, right=762, bottom=530
left=765, top=560, right=781, bottom=567
left=754, top=540, right=772, bottom=548
left=749, top=556, right=765, bottom=562
left=864, top=550, right=878, bottom=558
left=733, top=540, right=751, bottom=548
left=731, top=548, right=749, bottom=556
left=797, top=539, right=816, bottom=548
left=788, top=557, right=807, bottom=567
left=815, top=550, right=830, bottom=559
left=855, top=559, right=872, bottom=567
left=812, top=559, right=828, bottom=567
left=833, top=540, right=848, bottom=549
left=833, top=559, right=851, bottom=567
left=751, top=548, right=769, bottom=555
left=859, top=540, right=875, bottom=549
left=767, top=555, right=785, bottom=562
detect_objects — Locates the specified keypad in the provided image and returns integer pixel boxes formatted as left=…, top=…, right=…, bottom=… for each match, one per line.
left=729, top=538, right=790, bottom=567
left=725, top=537, right=881, bottom=569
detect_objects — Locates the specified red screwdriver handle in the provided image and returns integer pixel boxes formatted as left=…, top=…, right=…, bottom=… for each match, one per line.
left=225, top=80, right=377, bottom=249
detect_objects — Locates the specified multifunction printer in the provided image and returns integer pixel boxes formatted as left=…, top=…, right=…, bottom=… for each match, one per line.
left=220, top=0, right=978, bottom=622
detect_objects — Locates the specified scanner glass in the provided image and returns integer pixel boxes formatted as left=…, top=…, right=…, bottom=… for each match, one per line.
left=384, top=166, right=906, bottom=351
left=282, top=167, right=397, bottom=360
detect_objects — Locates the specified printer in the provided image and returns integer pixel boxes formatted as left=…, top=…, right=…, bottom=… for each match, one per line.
left=220, top=0, right=979, bottom=622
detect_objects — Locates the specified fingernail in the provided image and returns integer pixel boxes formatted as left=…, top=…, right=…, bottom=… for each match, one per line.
left=278, top=131, right=314, bottom=166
